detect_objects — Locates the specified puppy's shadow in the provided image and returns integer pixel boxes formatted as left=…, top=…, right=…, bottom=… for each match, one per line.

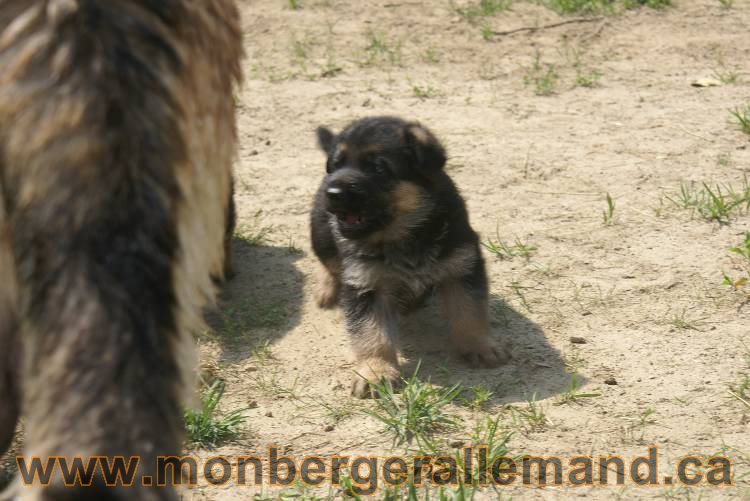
left=204, top=238, right=304, bottom=366
left=399, top=295, right=575, bottom=404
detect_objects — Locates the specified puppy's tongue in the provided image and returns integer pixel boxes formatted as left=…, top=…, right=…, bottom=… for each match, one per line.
left=344, top=214, right=361, bottom=225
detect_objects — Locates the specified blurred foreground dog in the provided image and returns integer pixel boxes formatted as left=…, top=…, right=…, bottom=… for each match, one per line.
left=311, top=117, right=510, bottom=399
left=0, top=1, right=241, bottom=499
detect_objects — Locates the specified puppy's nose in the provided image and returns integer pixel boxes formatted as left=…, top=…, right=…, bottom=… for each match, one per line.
left=326, top=186, right=344, bottom=201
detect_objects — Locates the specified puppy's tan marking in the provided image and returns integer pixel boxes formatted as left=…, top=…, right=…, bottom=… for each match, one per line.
left=393, top=181, right=422, bottom=214
left=356, top=145, right=385, bottom=157
left=333, top=143, right=348, bottom=164
left=366, top=181, right=427, bottom=245
left=407, top=123, right=431, bottom=144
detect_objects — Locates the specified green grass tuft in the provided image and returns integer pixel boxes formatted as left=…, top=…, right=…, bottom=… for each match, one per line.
left=730, top=232, right=750, bottom=262
left=665, top=179, right=750, bottom=224
left=509, top=394, right=550, bottom=431
left=364, top=362, right=462, bottom=445
left=602, top=192, right=615, bottom=225
left=452, top=0, right=512, bottom=24
left=471, top=415, right=514, bottom=462
left=235, top=209, right=274, bottom=246
left=670, top=308, right=707, bottom=331
left=556, top=371, right=600, bottom=405
left=731, top=105, right=750, bottom=136
left=576, top=69, right=602, bottom=88
left=544, top=0, right=611, bottom=14
left=482, top=228, right=537, bottom=260
left=462, top=385, right=494, bottom=410
left=623, top=0, right=672, bottom=8
left=361, top=30, right=403, bottom=67
left=411, top=82, right=441, bottom=99
left=184, top=380, right=247, bottom=448
left=523, top=51, right=558, bottom=96
left=723, top=232, right=750, bottom=295
left=542, top=0, right=670, bottom=13
left=216, top=298, right=289, bottom=339
left=713, top=67, right=739, bottom=85
left=728, top=346, right=750, bottom=410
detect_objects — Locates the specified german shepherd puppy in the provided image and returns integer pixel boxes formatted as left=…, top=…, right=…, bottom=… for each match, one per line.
left=311, top=117, right=510, bottom=398
left=0, top=1, right=241, bottom=499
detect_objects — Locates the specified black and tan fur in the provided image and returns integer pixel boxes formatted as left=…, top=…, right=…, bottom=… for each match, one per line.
left=310, top=116, right=510, bottom=399
left=0, top=1, right=242, bottom=499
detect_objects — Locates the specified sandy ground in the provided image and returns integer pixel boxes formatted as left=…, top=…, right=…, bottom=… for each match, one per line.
left=3, top=0, right=750, bottom=499
left=198, top=0, right=750, bottom=498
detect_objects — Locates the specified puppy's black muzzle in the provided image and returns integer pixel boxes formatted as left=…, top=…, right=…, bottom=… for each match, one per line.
left=325, top=185, right=354, bottom=213
left=325, top=170, right=369, bottom=214
left=323, top=170, right=381, bottom=237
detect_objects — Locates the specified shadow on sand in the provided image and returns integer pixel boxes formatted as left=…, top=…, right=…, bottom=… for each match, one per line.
left=399, top=295, right=575, bottom=405
left=207, top=238, right=574, bottom=404
left=204, top=238, right=305, bottom=366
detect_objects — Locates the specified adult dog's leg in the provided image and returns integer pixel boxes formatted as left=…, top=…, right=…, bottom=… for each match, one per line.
left=0, top=233, right=19, bottom=456
left=222, top=178, right=237, bottom=281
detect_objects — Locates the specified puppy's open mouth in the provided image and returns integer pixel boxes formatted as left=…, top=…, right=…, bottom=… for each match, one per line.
left=335, top=212, right=366, bottom=228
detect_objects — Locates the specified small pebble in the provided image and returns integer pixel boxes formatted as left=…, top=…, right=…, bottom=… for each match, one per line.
left=324, top=425, right=335, bottom=432
left=604, top=377, right=618, bottom=386
left=570, top=336, right=588, bottom=344
left=264, top=411, right=273, bottom=417
left=691, top=77, right=722, bottom=87
left=248, top=400, right=258, bottom=409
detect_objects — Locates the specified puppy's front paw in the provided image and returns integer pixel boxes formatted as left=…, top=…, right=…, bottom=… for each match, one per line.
left=315, top=266, right=340, bottom=309
left=351, top=358, right=401, bottom=399
left=315, top=285, right=338, bottom=309
left=460, top=339, right=511, bottom=368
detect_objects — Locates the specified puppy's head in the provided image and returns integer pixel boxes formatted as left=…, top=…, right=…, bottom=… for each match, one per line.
left=316, top=116, right=446, bottom=240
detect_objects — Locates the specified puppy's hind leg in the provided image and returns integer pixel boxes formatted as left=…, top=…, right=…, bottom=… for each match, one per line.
left=342, top=286, right=401, bottom=398
left=439, top=258, right=510, bottom=368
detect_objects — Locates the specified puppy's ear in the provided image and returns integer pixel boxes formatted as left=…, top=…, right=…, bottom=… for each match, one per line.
left=406, top=123, right=446, bottom=173
left=316, top=126, right=335, bottom=152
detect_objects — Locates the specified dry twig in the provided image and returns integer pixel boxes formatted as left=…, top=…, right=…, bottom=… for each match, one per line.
left=493, top=17, right=605, bottom=37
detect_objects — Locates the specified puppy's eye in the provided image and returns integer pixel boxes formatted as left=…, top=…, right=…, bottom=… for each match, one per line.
left=365, top=156, right=390, bottom=175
